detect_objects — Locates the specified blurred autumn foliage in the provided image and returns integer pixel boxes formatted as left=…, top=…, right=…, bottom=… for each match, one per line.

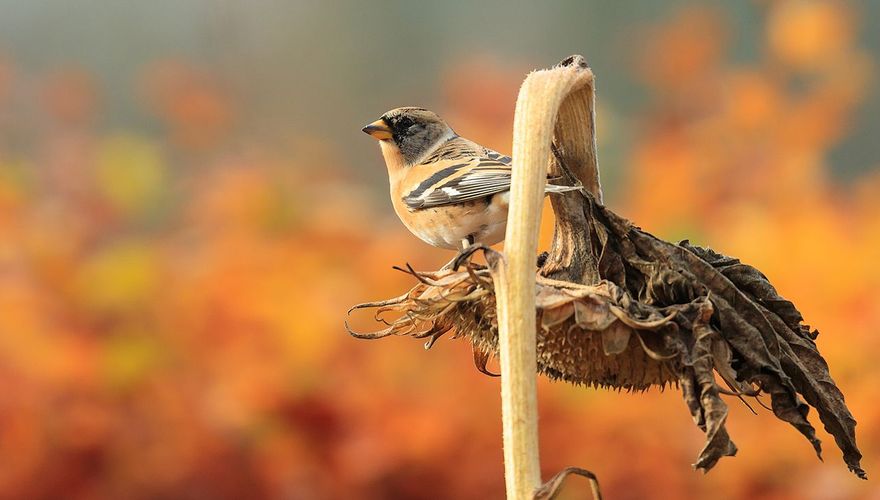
left=0, top=2, right=878, bottom=499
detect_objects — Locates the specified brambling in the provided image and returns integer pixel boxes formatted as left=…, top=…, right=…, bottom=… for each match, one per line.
left=362, top=107, right=580, bottom=252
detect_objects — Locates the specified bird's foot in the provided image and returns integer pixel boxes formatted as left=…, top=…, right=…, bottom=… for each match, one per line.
left=450, top=243, right=492, bottom=271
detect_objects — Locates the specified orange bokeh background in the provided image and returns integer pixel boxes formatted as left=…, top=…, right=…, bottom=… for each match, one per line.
left=0, top=2, right=878, bottom=499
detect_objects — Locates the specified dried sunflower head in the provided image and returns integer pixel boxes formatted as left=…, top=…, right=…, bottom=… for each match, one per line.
left=347, top=198, right=865, bottom=478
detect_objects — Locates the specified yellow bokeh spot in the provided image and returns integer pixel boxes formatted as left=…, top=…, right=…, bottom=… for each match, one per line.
left=94, top=134, right=167, bottom=214
left=75, top=240, right=160, bottom=313
left=0, top=159, right=30, bottom=210
left=102, top=329, right=162, bottom=390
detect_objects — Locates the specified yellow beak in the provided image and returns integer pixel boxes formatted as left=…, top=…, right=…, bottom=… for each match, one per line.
left=362, top=119, right=393, bottom=140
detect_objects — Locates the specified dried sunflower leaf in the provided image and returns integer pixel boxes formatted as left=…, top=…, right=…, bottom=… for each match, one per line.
left=682, top=241, right=865, bottom=478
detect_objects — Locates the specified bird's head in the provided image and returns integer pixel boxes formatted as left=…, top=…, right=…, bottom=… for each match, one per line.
left=362, top=107, right=454, bottom=165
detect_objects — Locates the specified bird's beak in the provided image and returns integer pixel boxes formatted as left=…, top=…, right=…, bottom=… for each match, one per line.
left=362, top=119, right=393, bottom=140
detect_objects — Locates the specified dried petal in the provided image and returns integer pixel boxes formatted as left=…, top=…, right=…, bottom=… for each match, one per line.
left=601, top=321, right=632, bottom=355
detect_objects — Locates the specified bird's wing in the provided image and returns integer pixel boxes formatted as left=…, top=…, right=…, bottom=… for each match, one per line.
left=403, top=138, right=514, bottom=210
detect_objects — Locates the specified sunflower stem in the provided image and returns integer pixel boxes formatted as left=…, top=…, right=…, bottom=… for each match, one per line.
left=497, top=56, right=598, bottom=499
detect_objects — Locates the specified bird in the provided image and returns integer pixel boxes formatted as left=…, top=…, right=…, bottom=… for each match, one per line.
left=362, top=106, right=581, bottom=255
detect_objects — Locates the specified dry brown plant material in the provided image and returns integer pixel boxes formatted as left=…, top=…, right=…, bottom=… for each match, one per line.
left=348, top=55, right=865, bottom=498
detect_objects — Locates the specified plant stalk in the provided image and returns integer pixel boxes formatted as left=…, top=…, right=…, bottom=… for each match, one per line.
left=497, top=57, right=597, bottom=499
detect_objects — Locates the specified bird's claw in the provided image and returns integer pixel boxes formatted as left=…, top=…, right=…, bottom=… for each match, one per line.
left=451, top=244, right=492, bottom=271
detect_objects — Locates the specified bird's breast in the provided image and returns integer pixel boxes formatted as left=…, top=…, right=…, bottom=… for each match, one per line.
left=390, top=192, right=509, bottom=250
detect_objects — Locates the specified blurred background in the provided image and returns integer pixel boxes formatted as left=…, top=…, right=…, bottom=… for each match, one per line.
left=0, top=1, right=878, bottom=498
